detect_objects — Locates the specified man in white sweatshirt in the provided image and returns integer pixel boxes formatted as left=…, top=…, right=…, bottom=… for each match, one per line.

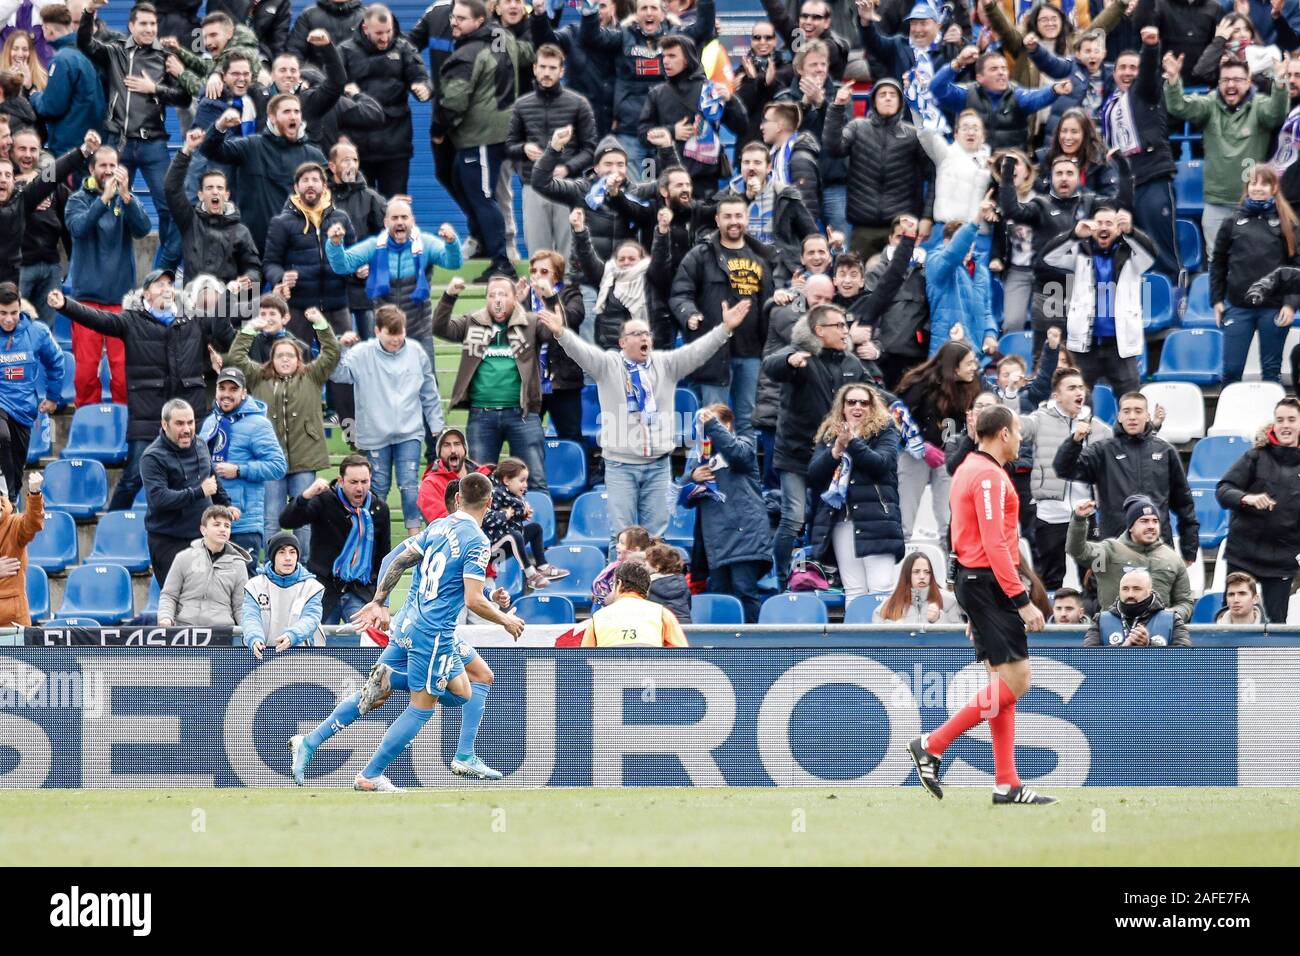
left=536, top=297, right=750, bottom=557
left=329, top=305, right=445, bottom=533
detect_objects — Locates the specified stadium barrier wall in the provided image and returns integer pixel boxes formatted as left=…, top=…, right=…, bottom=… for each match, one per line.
left=2, top=643, right=1297, bottom=788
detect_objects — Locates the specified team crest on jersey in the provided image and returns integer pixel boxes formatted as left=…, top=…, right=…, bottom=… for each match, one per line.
left=1109, top=632, right=1123, bottom=645
left=435, top=676, right=448, bottom=692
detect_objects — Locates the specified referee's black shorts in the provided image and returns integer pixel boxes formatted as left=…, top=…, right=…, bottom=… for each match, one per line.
left=954, top=564, right=1029, bottom=665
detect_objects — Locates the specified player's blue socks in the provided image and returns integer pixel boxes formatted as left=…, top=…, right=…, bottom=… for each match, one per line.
left=305, top=693, right=362, bottom=749
left=362, top=703, right=433, bottom=779
left=455, top=682, right=491, bottom=761
left=388, top=668, right=408, bottom=692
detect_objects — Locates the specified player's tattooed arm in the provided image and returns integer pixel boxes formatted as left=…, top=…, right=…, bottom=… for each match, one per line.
left=373, top=543, right=423, bottom=606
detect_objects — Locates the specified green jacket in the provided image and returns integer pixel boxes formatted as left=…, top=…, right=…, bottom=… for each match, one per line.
left=175, top=25, right=264, bottom=99
left=1065, top=512, right=1194, bottom=623
left=434, top=22, right=518, bottom=150
left=225, top=321, right=340, bottom=473
left=1164, top=78, right=1290, bottom=205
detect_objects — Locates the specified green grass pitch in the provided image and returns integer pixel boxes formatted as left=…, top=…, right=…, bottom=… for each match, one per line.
left=3, top=788, right=1298, bottom=865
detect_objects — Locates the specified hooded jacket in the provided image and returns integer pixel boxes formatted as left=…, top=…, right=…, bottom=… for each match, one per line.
left=76, top=11, right=190, bottom=141
left=1056, top=422, right=1200, bottom=562
left=417, top=426, right=493, bottom=523
left=1083, top=589, right=1192, bottom=646
left=64, top=172, right=152, bottom=303
left=433, top=21, right=518, bottom=149
left=0, top=491, right=42, bottom=625
left=225, top=323, right=340, bottom=474
left=1216, top=425, right=1300, bottom=579
left=164, top=150, right=262, bottom=286
left=338, top=31, right=429, bottom=161
left=432, top=291, right=555, bottom=414
left=506, top=78, right=598, bottom=183
left=329, top=337, right=445, bottom=449
left=683, top=417, right=772, bottom=570
left=57, top=295, right=237, bottom=441
left=279, top=477, right=391, bottom=602
left=200, top=123, right=329, bottom=252
left=1210, top=200, right=1300, bottom=309
left=30, top=30, right=107, bottom=156
left=198, top=396, right=288, bottom=536
left=578, top=1, right=717, bottom=133
left=325, top=229, right=463, bottom=341
left=807, top=401, right=906, bottom=564
left=240, top=560, right=325, bottom=648
left=262, top=196, right=355, bottom=313
left=824, top=80, right=935, bottom=228
left=919, top=127, right=993, bottom=225
left=1067, top=511, right=1195, bottom=624
left=648, top=573, right=692, bottom=624
left=285, top=0, right=364, bottom=71
left=158, top=538, right=251, bottom=627
left=0, top=314, right=65, bottom=429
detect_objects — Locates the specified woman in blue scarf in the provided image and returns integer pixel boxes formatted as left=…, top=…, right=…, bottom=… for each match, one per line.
left=1210, top=165, right=1300, bottom=384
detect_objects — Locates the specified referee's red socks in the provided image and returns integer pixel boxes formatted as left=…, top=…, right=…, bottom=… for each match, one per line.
left=924, top=676, right=1019, bottom=766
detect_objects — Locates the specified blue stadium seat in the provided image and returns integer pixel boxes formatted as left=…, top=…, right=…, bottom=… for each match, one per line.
left=1143, top=273, right=1174, bottom=332
left=675, top=387, right=699, bottom=445
left=664, top=506, right=695, bottom=551
left=35, top=350, right=76, bottom=407
left=542, top=545, right=606, bottom=608
left=45, top=617, right=102, bottom=628
left=1091, top=383, right=1117, bottom=426
left=1137, top=339, right=1148, bottom=380
left=140, top=576, right=160, bottom=624
left=1192, top=592, right=1223, bottom=624
left=997, top=330, right=1033, bottom=368
left=60, top=403, right=129, bottom=463
left=26, top=412, right=52, bottom=464
left=758, top=592, right=829, bottom=625
left=99, top=354, right=113, bottom=402
left=543, top=440, right=587, bottom=501
left=1189, top=488, right=1230, bottom=550
left=53, top=313, right=72, bottom=351
left=513, top=594, right=576, bottom=625
left=843, top=593, right=886, bottom=624
left=580, top=383, right=600, bottom=446
left=1176, top=218, right=1203, bottom=273
left=1181, top=273, right=1215, bottom=328
left=526, top=490, right=556, bottom=546
left=562, top=491, right=610, bottom=547
left=57, top=564, right=134, bottom=624
left=1151, top=329, right=1222, bottom=384
left=26, top=564, right=49, bottom=622
left=28, top=510, right=78, bottom=573
left=42, top=459, right=108, bottom=519
left=1186, top=435, right=1250, bottom=489
left=132, top=484, right=148, bottom=511
left=1175, top=160, right=1204, bottom=218
left=85, top=511, right=152, bottom=573
left=692, top=593, right=744, bottom=624
left=493, top=559, right=525, bottom=601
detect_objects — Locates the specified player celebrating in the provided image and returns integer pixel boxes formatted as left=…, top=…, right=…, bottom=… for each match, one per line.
left=907, top=405, right=1056, bottom=806
left=294, top=473, right=524, bottom=793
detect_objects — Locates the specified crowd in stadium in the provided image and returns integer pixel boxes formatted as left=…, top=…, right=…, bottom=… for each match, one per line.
left=1, top=0, right=1300, bottom=644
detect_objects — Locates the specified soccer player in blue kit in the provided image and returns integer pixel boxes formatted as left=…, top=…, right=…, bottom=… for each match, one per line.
left=290, top=472, right=525, bottom=792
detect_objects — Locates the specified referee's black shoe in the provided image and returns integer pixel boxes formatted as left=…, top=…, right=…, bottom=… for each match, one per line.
left=907, top=737, right=943, bottom=800
left=992, top=785, right=1058, bottom=806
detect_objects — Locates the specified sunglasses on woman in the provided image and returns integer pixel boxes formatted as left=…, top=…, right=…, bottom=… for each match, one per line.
left=845, top=398, right=872, bottom=407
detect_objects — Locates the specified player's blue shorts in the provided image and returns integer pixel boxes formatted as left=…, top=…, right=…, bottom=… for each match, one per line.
left=384, top=628, right=467, bottom=696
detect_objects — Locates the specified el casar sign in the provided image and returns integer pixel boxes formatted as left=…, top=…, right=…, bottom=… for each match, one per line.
left=0, top=648, right=1295, bottom=788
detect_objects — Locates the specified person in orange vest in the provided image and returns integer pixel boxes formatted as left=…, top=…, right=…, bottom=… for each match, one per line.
left=580, top=560, right=688, bottom=647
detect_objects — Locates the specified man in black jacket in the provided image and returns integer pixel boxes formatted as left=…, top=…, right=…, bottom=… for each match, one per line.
left=5, top=128, right=94, bottom=294
left=287, top=0, right=365, bottom=71
left=252, top=37, right=348, bottom=153
left=279, top=453, right=392, bottom=624
left=863, top=213, right=929, bottom=389
left=78, top=3, right=191, bottom=271
left=507, top=43, right=597, bottom=263
left=638, top=35, right=748, bottom=201
left=1135, top=0, right=1222, bottom=85
left=670, top=194, right=778, bottom=441
left=760, top=0, right=851, bottom=79
left=1054, top=390, right=1199, bottom=562
left=528, top=0, right=617, bottom=138
left=328, top=139, right=386, bottom=339
left=823, top=78, right=934, bottom=259
left=339, top=5, right=431, bottom=196
left=760, top=101, right=822, bottom=227
left=165, top=127, right=262, bottom=287
left=139, top=397, right=235, bottom=587
left=49, top=269, right=238, bottom=512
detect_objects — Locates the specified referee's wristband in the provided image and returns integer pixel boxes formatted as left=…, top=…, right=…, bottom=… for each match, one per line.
left=1009, top=591, right=1031, bottom=609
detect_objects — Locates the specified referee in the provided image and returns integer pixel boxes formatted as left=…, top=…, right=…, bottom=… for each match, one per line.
left=907, top=405, right=1057, bottom=806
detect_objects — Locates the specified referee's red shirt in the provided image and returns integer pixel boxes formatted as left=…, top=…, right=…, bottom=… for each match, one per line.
left=949, top=449, right=1030, bottom=607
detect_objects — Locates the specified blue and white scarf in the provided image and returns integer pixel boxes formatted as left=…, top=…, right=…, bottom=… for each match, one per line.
left=332, top=486, right=375, bottom=584
left=890, top=400, right=927, bottom=461
left=906, top=45, right=949, bottom=135
left=622, top=358, right=658, bottom=424
left=1271, top=106, right=1300, bottom=173
left=820, top=449, right=852, bottom=509
left=1100, top=87, right=1141, bottom=156
left=585, top=175, right=650, bottom=210
left=683, top=81, right=726, bottom=166
left=365, top=228, right=430, bottom=303
left=532, top=286, right=560, bottom=396
left=229, top=95, right=258, bottom=137
left=208, top=413, right=235, bottom=463
left=770, top=136, right=795, bottom=189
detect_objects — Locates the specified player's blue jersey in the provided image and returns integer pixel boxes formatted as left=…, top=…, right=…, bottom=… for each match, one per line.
left=398, top=512, right=490, bottom=641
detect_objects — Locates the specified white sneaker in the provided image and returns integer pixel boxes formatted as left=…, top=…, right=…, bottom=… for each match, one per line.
left=461, top=237, right=481, bottom=259
left=506, top=242, right=521, bottom=262
left=353, top=772, right=404, bottom=793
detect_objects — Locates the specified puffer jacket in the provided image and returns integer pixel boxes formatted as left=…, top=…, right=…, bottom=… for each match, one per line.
left=762, top=320, right=876, bottom=475
left=1055, top=422, right=1200, bottom=561
left=139, top=428, right=233, bottom=538
left=198, top=396, right=289, bottom=536
left=919, top=129, right=992, bottom=226
left=684, top=418, right=772, bottom=569
left=329, top=174, right=386, bottom=311
left=823, top=81, right=934, bottom=228
left=433, top=22, right=518, bottom=148
left=157, top=538, right=251, bottom=627
left=578, top=2, right=717, bottom=134
left=225, top=323, right=340, bottom=473
left=1216, top=425, right=1300, bottom=579
left=924, top=222, right=995, bottom=363
left=285, top=0, right=365, bottom=71
left=1083, top=590, right=1192, bottom=646
left=164, top=150, right=262, bottom=286
left=807, top=403, right=905, bottom=564
left=506, top=80, right=598, bottom=184
left=1067, top=511, right=1195, bottom=623
left=648, top=573, right=692, bottom=624
left=76, top=12, right=190, bottom=142
left=262, top=197, right=355, bottom=313
left=528, top=7, right=615, bottom=136
left=338, top=31, right=429, bottom=160
left=1020, top=400, right=1114, bottom=503
left=1210, top=201, right=1300, bottom=309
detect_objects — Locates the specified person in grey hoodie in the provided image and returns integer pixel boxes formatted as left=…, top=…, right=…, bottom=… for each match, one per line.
left=535, top=290, right=749, bottom=556
left=156, top=505, right=250, bottom=628
left=329, top=304, right=445, bottom=533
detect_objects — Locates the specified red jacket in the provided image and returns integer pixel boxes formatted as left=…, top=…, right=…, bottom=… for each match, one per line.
left=417, top=460, right=493, bottom=523
left=950, top=448, right=1029, bottom=606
